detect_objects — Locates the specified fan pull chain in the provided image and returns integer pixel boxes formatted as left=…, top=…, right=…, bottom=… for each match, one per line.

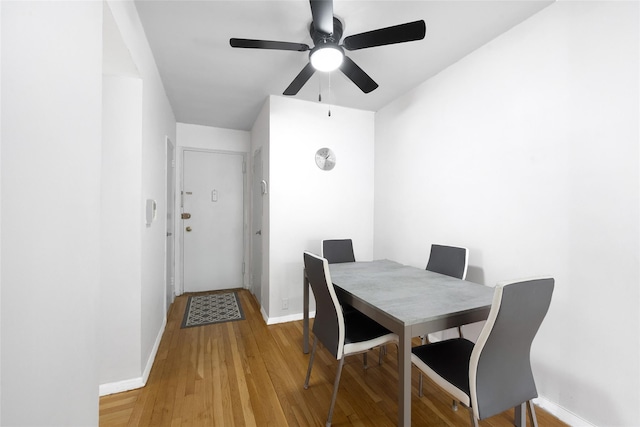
left=327, top=73, right=332, bottom=117
left=317, top=74, right=332, bottom=117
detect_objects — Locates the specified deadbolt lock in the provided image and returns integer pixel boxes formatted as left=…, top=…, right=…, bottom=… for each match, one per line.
left=181, top=213, right=191, bottom=219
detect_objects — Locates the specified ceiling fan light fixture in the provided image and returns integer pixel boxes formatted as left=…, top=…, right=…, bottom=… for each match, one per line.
left=310, top=45, right=344, bottom=72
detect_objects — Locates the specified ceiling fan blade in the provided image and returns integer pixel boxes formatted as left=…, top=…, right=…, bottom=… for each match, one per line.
left=283, top=63, right=316, bottom=96
left=230, top=38, right=309, bottom=52
left=339, top=56, right=378, bottom=94
left=342, top=20, right=426, bottom=51
left=309, top=0, right=334, bottom=35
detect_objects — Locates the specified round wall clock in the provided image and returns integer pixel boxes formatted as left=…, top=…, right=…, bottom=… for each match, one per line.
left=315, top=148, right=336, bottom=171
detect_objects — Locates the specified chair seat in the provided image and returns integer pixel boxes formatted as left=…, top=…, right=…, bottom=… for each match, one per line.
left=411, top=338, right=474, bottom=406
left=344, top=310, right=397, bottom=354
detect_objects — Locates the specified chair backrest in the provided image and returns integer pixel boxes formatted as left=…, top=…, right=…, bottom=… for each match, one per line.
left=469, top=277, right=554, bottom=420
left=425, top=244, right=469, bottom=280
left=303, top=251, right=345, bottom=359
left=321, top=239, right=356, bottom=264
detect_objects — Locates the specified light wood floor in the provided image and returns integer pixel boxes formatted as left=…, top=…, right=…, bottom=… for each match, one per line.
left=100, top=289, right=568, bottom=427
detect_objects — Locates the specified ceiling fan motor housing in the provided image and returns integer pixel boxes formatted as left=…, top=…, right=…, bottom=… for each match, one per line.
left=310, top=17, right=344, bottom=45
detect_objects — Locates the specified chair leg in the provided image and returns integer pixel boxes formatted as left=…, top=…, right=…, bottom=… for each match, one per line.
left=468, top=407, right=479, bottom=427
left=326, top=357, right=346, bottom=427
left=527, top=400, right=539, bottom=427
left=304, top=337, right=318, bottom=389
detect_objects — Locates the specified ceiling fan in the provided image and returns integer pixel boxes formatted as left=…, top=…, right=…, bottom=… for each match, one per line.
left=230, top=0, right=426, bottom=96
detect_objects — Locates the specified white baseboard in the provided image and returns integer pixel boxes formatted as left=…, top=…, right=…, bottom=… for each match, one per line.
left=534, top=396, right=593, bottom=426
left=255, top=302, right=317, bottom=325
left=265, top=310, right=315, bottom=325
left=142, top=315, right=167, bottom=383
left=99, top=316, right=167, bottom=397
left=99, top=376, right=145, bottom=397
left=266, top=312, right=303, bottom=325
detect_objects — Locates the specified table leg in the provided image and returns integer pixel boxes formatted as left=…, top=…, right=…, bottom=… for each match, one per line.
left=398, top=326, right=411, bottom=426
left=303, top=269, right=309, bottom=354
left=515, top=402, right=525, bottom=427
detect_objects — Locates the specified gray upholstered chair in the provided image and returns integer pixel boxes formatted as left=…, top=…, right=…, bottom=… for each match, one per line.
left=422, top=244, right=469, bottom=343
left=321, top=239, right=356, bottom=313
left=303, top=251, right=398, bottom=427
left=321, top=239, right=356, bottom=264
left=426, top=244, right=469, bottom=281
left=411, top=277, right=554, bottom=427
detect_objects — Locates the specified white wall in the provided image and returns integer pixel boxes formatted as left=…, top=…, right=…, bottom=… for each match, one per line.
left=177, top=123, right=250, bottom=152
left=100, top=74, right=143, bottom=387
left=104, top=0, right=177, bottom=393
left=374, top=2, right=639, bottom=425
left=0, top=1, right=4, bottom=420
left=267, top=96, right=375, bottom=321
left=3, top=0, right=178, bottom=412
left=175, top=123, right=250, bottom=294
left=99, top=3, right=144, bottom=392
left=1, top=1, right=103, bottom=424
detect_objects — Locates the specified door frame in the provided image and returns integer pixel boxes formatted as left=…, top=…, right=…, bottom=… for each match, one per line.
left=176, top=147, right=248, bottom=295
left=250, top=148, right=264, bottom=303
left=165, top=136, right=176, bottom=313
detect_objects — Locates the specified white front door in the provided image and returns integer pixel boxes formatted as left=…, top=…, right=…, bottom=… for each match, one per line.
left=182, top=150, right=244, bottom=292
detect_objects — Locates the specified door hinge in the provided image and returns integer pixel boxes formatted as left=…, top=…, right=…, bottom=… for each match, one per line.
left=242, top=262, right=246, bottom=274
left=242, top=161, right=247, bottom=174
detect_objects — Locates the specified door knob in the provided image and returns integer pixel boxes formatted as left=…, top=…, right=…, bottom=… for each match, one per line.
left=186, top=226, right=192, bottom=232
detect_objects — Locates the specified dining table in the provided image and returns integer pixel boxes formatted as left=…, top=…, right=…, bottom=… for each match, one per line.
left=302, top=259, right=494, bottom=427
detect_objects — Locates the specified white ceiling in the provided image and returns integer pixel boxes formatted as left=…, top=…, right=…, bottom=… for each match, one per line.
left=134, top=0, right=553, bottom=131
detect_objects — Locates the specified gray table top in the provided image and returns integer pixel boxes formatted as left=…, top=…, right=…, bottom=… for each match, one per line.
left=329, top=259, right=494, bottom=327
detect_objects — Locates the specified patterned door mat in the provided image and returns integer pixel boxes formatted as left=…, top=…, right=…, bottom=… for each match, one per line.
left=181, top=292, right=245, bottom=328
